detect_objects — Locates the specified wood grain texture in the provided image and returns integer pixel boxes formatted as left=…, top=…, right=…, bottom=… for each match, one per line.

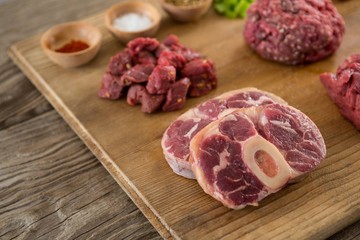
left=0, top=0, right=130, bottom=129
left=0, top=111, right=160, bottom=240
left=0, top=0, right=161, bottom=239
left=7, top=0, right=360, bottom=239
left=0, top=60, right=52, bottom=130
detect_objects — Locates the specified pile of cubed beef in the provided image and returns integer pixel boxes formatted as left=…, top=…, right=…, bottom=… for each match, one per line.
left=98, top=34, right=217, bottom=113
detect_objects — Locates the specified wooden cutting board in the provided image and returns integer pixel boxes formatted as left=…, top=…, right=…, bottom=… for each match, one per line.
left=8, top=1, right=360, bottom=239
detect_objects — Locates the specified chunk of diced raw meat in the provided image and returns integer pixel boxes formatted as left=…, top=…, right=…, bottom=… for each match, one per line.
left=155, top=44, right=169, bottom=58
left=162, top=34, right=201, bottom=62
left=146, top=65, right=177, bottom=94
left=320, top=53, right=360, bottom=130
left=162, top=34, right=180, bottom=47
left=136, top=51, right=157, bottom=65
left=98, top=72, right=124, bottom=100
left=157, top=50, right=186, bottom=70
left=171, top=44, right=202, bottom=62
left=161, top=88, right=287, bottom=179
left=107, top=49, right=133, bottom=76
left=181, top=59, right=217, bottom=97
left=127, top=37, right=160, bottom=56
left=190, top=104, right=326, bottom=209
left=121, top=64, right=154, bottom=84
left=127, top=84, right=145, bottom=105
left=127, top=84, right=165, bottom=113
left=100, top=34, right=218, bottom=113
left=163, top=78, right=191, bottom=112
left=336, top=54, right=360, bottom=76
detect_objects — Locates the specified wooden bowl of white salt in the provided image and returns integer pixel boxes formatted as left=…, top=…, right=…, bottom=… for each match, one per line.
left=105, top=1, right=161, bottom=43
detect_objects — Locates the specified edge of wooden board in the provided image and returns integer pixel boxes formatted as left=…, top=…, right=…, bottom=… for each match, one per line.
left=7, top=4, right=360, bottom=236
left=7, top=43, right=176, bottom=240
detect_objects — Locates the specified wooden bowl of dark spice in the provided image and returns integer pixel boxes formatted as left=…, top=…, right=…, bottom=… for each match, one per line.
left=41, top=22, right=102, bottom=68
left=160, top=0, right=213, bottom=22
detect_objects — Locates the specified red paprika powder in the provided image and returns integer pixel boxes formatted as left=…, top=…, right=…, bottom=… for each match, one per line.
left=55, top=40, right=89, bottom=53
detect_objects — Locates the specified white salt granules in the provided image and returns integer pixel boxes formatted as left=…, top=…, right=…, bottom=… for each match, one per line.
left=113, top=13, right=153, bottom=32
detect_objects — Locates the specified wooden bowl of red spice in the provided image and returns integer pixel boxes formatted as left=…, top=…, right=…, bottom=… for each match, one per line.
left=41, top=22, right=102, bottom=68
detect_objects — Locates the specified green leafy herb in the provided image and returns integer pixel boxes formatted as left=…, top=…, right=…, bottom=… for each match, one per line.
left=214, top=0, right=254, bottom=19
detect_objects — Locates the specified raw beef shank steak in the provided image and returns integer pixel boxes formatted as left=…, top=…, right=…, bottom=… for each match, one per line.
left=189, top=104, right=326, bottom=209
left=162, top=88, right=287, bottom=179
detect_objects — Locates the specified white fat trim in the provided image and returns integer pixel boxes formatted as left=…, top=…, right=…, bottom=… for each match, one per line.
left=165, top=154, right=195, bottom=179
left=193, top=117, right=202, bottom=123
left=221, top=113, right=238, bottom=122
left=217, top=108, right=237, bottom=119
left=256, top=95, right=273, bottom=104
left=202, top=124, right=222, bottom=139
left=240, top=107, right=259, bottom=122
left=214, top=88, right=259, bottom=100
left=228, top=95, right=273, bottom=106
left=212, top=148, right=230, bottom=174
left=162, top=131, right=195, bottom=179
left=213, top=190, right=226, bottom=203
left=184, top=123, right=199, bottom=139
left=176, top=107, right=197, bottom=121
left=192, top=159, right=216, bottom=197
left=224, top=184, right=247, bottom=195
left=259, top=113, right=268, bottom=126
left=192, top=107, right=212, bottom=119
left=269, top=119, right=298, bottom=135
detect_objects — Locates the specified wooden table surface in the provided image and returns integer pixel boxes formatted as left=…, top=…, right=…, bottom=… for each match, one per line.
left=0, top=0, right=359, bottom=239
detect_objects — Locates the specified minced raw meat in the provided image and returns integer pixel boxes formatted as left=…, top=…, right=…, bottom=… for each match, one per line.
left=244, top=0, right=345, bottom=65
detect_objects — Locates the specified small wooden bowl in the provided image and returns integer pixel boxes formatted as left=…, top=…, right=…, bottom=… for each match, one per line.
left=105, top=1, right=161, bottom=43
left=160, top=0, right=213, bottom=22
left=41, top=22, right=102, bottom=68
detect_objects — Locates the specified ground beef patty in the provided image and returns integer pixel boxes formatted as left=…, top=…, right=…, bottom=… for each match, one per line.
left=244, top=0, right=345, bottom=65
